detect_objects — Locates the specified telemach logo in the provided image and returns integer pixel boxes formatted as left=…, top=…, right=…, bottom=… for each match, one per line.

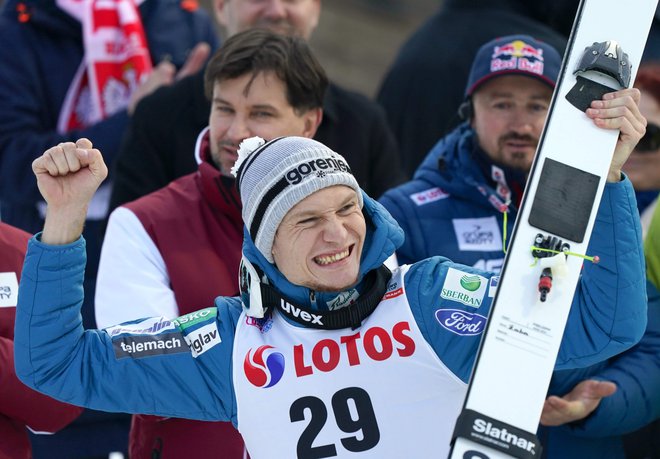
left=113, top=333, right=188, bottom=359
left=472, top=418, right=537, bottom=454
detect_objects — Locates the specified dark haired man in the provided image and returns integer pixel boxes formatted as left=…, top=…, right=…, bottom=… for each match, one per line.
left=108, top=0, right=405, bottom=211
left=94, top=28, right=326, bottom=458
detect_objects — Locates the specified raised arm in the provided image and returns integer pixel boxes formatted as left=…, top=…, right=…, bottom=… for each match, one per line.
left=14, top=140, right=235, bottom=421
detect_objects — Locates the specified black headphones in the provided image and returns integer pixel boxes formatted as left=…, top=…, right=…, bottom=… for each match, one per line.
left=457, top=99, right=473, bottom=121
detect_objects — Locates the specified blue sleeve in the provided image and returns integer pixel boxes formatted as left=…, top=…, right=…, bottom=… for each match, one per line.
left=556, top=177, right=647, bottom=368
left=405, top=177, right=647, bottom=382
left=404, top=259, right=496, bottom=383
left=563, top=280, right=660, bottom=437
left=380, top=190, right=412, bottom=265
left=14, top=236, right=237, bottom=424
left=380, top=187, right=427, bottom=265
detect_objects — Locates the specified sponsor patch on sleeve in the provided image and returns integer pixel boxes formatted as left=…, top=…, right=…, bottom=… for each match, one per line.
left=104, top=316, right=175, bottom=337
left=435, top=309, right=486, bottom=336
left=409, top=187, right=449, bottom=206
left=440, top=267, right=488, bottom=308
left=383, top=279, right=404, bottom=300
left=113, top=332, right=189, bottom=359
left=173, top=307, right=217, bottom=330
left=0, top=272, right=19, bottom=308
left=488, top=276, right=499, bottom=298
left=184, top=322, right=222, bottom=358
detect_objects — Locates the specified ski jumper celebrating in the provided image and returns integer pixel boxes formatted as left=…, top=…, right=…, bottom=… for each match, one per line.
left=15, top=90, right=648, bottom=459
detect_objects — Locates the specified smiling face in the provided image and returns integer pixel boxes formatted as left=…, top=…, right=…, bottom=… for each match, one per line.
left=471, top=75, right=552, bottom=173
left=208, top=71, right=321, bottom=174
left=271, top=186, right=366, bottom=292
left=215, top=0, right=321, bottom=40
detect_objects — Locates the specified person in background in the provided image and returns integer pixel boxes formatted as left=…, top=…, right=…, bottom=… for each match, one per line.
left=530, top=60, right=660, bottom=459
left=646, top=193, right=660, bottom=292
left=0, top=0, right=217, bottom=456
left=107, top=0, right=405, bottom=212
left=12, top=73, right=647, bottom=455
left=376, top=0, right=576, bottom=177
left=0, top=0, right=216, bottom=324
left=377, top=0, right=660, bottom=179
left=622, top=62, right=660, bottom=232
left=95, top=28, right=328, bottom=459
left=0, top=221, right=83, bottom=459
left=379, top=35, right=659, bottom=459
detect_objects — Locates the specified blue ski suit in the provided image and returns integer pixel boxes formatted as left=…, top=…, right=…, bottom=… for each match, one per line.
left=14, top=188, right=647, bottom=457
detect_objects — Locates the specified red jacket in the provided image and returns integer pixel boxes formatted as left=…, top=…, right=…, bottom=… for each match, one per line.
left=0, top=222, right=83, bottom=459
left=120, top=137, right=246, bottom=458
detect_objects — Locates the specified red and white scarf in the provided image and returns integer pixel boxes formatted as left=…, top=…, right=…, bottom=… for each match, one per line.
left=56, top=0, right=152, bottom=133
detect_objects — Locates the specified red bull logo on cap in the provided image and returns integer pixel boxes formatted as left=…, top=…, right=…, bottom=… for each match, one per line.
left=491, top=40, right=544, bottom=76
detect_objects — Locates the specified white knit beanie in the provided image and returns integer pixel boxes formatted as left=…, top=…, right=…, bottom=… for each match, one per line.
left=231, top=136, right=363, bottom=263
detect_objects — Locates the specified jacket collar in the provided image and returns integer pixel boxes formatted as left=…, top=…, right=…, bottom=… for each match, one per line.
left=194, top=128, right=242, bottom=225
left=240, top=191, right=404, bottom=312
left=416, top=123, right=525, bottom=211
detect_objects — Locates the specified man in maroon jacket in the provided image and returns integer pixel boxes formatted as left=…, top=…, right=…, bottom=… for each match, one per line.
left=94, top=29, right=327, bottom=459
left=0, top=221, right=83, bottom=459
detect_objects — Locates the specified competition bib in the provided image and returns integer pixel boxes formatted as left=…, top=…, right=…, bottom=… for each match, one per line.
left=233, top=267, right=467, bottom=458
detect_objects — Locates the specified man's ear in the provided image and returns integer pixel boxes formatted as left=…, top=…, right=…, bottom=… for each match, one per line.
left=303, top=107, right=323, bottom=138
left=458, top=100, right=473, bottom=121
left=214, top=0, right=228, bottom=28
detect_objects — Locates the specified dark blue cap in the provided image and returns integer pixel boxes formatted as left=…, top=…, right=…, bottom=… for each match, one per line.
left=465, top=35, right=562, bottom=97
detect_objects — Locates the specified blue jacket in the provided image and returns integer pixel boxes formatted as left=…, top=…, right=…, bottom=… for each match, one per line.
left=15, top=190, right=646, bottom=456
left=0, top=0, right=218, bottom=232
left=379, top=123, right=516, bottom=270
left=379, top=123, right=659, bottom=458
left=538, top=281, right=660, bottom=459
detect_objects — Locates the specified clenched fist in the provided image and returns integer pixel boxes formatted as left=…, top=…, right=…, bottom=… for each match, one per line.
left=33, top=138, right=108, bottom=244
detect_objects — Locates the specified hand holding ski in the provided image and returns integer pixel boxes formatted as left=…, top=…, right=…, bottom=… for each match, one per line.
left=585, top=88, right=647, bottom=182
